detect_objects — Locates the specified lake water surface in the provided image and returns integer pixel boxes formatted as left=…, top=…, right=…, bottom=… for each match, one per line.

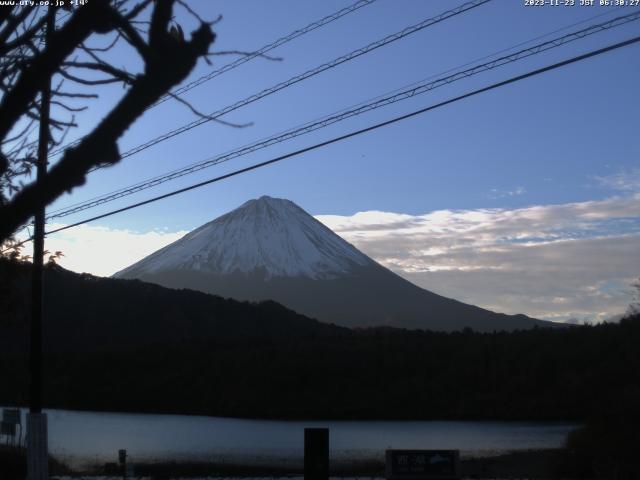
left=5, top=408, right=577, bottom=468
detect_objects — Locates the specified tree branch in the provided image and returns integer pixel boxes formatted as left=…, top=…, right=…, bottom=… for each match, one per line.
left=0, top=7, right=31, bottom=46
left=58, top=68, right=126, bottom=86
left=0, top=1, right=114, bottom=145
left=0, top=15, right=215, bottom=242
left=167, top=92, right=252, bottom=129
left=0, top=14, right=47, bottom=56
left=62, top=61, right=136, bottom=84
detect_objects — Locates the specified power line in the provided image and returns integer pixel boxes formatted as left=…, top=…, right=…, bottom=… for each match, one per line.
left=49, top=0, right=492, bottom=163
left=5, top=33, right=638, bottom=254
left=33, top=34, right=640, bottom=242
left=339, top=7, right=622, bottom=114
left=47, top=0, right=379, bottom=157
left=154, top=0, right=379, bottom=106
left=45, top=10, right=640, bottom=221
left=45, top=7, right=624, bottom=217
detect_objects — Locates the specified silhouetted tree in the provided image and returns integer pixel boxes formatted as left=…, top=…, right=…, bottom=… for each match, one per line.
left=628, top=277, right=640, bottom=316
left=0, top=0, right=217, bottom=244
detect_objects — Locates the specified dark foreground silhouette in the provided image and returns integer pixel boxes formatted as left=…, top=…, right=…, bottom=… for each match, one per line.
left=0, top=444, right=568, bottom=479
left=0, top=260, right=638, bottom=424
left=2, top=260, right=640, bottom=477
left=0, top=445, right=69, bottom=480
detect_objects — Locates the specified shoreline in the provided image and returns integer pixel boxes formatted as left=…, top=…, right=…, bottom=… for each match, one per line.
left=66, top=448, right=564, bottom=479
left=1, top=444, right=577, bottom=479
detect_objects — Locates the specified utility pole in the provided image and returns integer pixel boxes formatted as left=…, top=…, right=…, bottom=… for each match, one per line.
left=27, top=7, right=54, bottom=480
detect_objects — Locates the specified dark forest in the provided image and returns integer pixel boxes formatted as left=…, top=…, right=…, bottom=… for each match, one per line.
left=1, top=260, right=638, bottom=422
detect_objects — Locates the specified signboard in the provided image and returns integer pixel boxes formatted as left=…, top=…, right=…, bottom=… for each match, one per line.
left=2, top=408, right=21, bottom=425
left=385, top=450, right=460, bottom=480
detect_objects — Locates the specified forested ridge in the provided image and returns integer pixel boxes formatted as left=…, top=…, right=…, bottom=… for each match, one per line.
left=1, top=260, right=638, bottom=421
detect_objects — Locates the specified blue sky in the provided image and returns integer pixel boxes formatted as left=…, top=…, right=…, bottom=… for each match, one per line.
left=23, top=0, right=640, bottom=322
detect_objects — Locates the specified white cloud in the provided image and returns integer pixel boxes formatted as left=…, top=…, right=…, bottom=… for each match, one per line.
left=594, top=168, right=640, bottom=192
left=13, top=194, right=640, bottom=323
left=317, top=194, right=640, bottom=323
left=17, top=224, right=188, bottom=277
left=487, top=186, right=526, bottom=199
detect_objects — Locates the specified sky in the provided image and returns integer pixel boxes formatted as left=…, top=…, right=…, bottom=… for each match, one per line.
left=15, top=0, right=640, bottom=323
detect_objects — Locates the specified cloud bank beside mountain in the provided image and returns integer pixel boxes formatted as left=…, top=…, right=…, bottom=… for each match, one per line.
left=19, top=224, right=188, bottom=277
left=21, top=190, right=639, bottom=323
left=317, top=194, right=640, bottom=323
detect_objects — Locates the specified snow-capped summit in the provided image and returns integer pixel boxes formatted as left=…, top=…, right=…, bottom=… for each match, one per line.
left=115, top=196, right=373, bottom=280
left=115, top=196, right=554, bottom=332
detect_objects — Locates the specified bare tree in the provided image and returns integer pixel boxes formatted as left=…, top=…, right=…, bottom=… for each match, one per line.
left=628, top=277, right=640, bottom=317
left=0, top=0, right=217, bottom=244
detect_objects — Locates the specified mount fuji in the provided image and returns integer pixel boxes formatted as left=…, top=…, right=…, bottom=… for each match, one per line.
left=114, top=196, right=553, bottom=331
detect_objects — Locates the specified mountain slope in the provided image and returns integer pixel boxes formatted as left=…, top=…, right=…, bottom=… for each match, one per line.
left=116, top=196, right=373, bottom=280
left=115, top=196, right=554, bottom=332
left=0, top=260, right=347, bottom=353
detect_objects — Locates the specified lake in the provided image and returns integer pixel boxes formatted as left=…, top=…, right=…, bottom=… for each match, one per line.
left=3, top=407, right=577, bottom=468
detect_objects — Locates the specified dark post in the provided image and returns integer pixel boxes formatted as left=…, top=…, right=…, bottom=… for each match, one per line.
left=119, top=449, right=127, bottom=480
left=304, top=427, right=329, bottom=480
left=27, top=7, right=54, bottom=480
left=29, top=5, right=53, bottom=418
